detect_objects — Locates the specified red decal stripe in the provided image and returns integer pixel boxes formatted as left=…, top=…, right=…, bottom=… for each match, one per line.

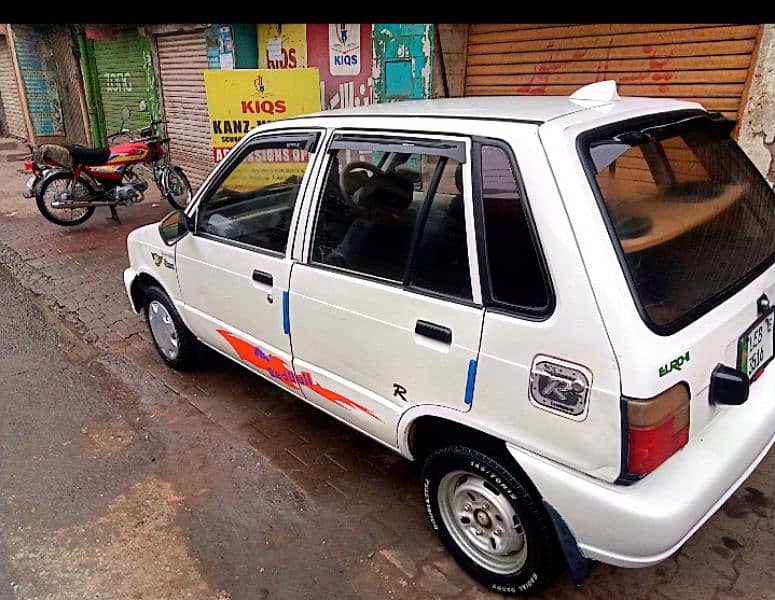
left=217, top=329, right=381, bottom=421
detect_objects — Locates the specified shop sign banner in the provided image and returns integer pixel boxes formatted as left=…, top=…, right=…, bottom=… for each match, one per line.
left=329, top=24, right=361, bottom=76
left=203, top=68, right=321, bottom=171
left=258, top=24, right=307, bottom=69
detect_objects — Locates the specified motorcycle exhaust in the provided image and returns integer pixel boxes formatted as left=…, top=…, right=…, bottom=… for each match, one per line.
left=51, top=199, right=131, bottom=208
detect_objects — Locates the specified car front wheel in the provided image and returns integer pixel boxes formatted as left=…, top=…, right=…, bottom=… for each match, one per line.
left=422, top=445, right=564, bottom=596
left=144, top=285, right=199, bottom=370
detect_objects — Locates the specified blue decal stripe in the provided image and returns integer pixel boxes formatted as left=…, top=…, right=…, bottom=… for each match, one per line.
left=464, top=359, right=477, bottom=406
left=282, top=290, right=290, bottom=335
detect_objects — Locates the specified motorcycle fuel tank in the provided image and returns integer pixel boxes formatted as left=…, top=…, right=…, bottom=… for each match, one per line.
left=84, top=142, right=149, bottom=181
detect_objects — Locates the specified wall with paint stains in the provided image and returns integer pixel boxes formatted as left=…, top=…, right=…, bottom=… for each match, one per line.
left=738, top=24, right=775, bottom=187
left=372, top=24, right=433, bottom=102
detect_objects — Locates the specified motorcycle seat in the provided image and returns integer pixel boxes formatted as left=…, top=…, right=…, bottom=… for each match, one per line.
left=65, top=145, right=111, bottom=166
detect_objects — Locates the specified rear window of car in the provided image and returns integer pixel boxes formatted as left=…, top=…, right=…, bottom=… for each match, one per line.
left=581, top=112, right=775, bottom=332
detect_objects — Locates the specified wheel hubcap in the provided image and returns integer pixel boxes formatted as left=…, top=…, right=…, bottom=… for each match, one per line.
left=148, top=300, right=179, bottom=360
left=437, top=470, right=527, bottom=574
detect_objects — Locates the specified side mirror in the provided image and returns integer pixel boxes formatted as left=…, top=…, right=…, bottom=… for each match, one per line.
left=121, top=106, right=131, bottom=122
left=159, top=210, right=191, bottom=246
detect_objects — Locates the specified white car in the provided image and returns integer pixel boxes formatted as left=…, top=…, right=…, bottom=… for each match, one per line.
left=123, top=81, right=775, bottom=596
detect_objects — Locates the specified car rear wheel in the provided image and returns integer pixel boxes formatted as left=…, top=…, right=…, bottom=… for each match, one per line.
left=422, top=445, right=564, bottom=596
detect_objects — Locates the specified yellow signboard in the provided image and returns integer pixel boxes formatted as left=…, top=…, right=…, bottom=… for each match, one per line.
left=258, top=24, right=307, bottom=69
left=203, top=68, right=320, bottom=162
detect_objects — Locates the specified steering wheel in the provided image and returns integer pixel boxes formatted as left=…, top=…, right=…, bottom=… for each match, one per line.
left=338, top=161, right=384, bottom=203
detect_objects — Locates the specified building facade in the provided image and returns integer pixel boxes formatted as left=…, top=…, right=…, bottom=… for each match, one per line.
left=0, top=23, right=772, bottom=187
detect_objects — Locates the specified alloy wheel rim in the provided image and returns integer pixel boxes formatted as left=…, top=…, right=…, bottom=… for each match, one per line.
left=148, top=300, right=179, bottom=360
left=437, top=470, right=528, bottom=574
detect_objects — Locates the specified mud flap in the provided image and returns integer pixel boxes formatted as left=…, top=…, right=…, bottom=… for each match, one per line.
left=543, top=500, right=592, bottom=585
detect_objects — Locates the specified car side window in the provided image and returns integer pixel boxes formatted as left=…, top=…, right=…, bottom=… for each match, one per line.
left=409, top=161, right=472, bottom=300
left=478, top=143, right=549, bottom=311
left=196, top=135, right=315, bottom=254
left=310, top=138, right=472, bottom=300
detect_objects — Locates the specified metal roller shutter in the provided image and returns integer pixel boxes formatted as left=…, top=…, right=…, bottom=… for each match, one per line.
left=11, top=24, right=65, bottom=137
left=0, top=38, right=27, bottom=139
left=465, top=24, right=762, bottom=120
left=49, top=28, right=88, bottom=146
left=156, top=31, right=211, bottom=188
left=93, top=30, right=157, bottom=134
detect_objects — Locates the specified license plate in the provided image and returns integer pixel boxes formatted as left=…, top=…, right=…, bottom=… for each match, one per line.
left=738, top=310, right=775, bottom=379
left=26, top=175, right=36, bottom=189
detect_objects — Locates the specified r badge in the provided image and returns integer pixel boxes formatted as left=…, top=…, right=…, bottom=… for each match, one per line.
left=529, top=355, right=592, bottom=421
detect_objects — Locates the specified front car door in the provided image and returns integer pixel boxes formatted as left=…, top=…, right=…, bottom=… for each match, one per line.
left=289, top=131, right=484, bottom=443
left=175, top=130, right=320, bottom=393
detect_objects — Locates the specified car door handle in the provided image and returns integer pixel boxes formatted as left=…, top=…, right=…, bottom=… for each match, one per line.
left=252, top=269, right=273, bottom=286
left=415, top=320, right=452, bottom=344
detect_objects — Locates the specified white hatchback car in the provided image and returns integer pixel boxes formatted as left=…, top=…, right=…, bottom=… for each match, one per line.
left=124, top=81, right=775, bottom=595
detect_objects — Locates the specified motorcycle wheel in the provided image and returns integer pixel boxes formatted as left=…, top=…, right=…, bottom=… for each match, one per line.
left=36, top=173, right=96, bottom=227
left=162, top=166, right=193, bottom=210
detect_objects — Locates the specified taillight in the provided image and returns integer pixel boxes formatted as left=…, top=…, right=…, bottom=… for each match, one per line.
left=624, top=383, right=690, bottom=475
left=24, top=160, right=33, bottom=172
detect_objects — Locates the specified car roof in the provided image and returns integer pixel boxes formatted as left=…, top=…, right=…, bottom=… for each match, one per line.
left=292, top=95, right=704, bottom=125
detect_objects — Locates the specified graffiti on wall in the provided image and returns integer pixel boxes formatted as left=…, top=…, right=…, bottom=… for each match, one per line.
left=257, top=24, right=307, bottom=69
left=306, top=24, right=372, bottom=110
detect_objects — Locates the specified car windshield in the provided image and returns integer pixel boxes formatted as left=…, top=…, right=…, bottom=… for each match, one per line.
left=584, top=113, right=775, bottom=331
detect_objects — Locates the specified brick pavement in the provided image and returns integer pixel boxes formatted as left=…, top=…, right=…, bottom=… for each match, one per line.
left=0, top=139, right=773, bottom=599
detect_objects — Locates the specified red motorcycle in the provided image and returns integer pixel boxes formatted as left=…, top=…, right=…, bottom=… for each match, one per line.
left=28, top=109, right=192, bottom=226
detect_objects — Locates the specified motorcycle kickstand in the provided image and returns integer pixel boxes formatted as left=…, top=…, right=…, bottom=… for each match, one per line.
left=109, top=205, right=121, bottom=224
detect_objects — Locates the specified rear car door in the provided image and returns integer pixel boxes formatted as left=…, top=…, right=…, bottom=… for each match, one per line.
left=175, top=131, right=320, bottom=392
left=289, top=132, right=484, bottom=443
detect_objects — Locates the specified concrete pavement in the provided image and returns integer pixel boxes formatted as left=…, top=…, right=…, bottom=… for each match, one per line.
left=0, top=138, right=773, bottom=599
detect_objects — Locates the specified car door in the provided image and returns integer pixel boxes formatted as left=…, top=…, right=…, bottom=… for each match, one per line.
left=289, top=131, right=484, bottom=443
left=175, top=130, right=321, bottom=393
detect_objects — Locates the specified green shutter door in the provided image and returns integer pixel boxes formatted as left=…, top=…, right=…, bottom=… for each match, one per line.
left=93, top=30, right=158, bottom=134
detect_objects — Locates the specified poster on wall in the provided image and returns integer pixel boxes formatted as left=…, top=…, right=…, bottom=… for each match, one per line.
left=203, top=68, right=321, bottom=186
left=257, top=24, right=307, bottom=69
left=205, top=25, right=235, bottom=70
left=306, top=24, right=372, bottom=111
left=328, top=24, right=360, bottom=76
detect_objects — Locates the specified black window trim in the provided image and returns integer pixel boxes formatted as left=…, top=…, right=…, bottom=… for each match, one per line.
left=576, top=108, right=775, bottom=336
left=304, top=131, right=480, bottom=308
left=191, top=130, right=321, bottom=257
left=471, top=136, right=555, bottom=320
left=330, top=134, right=466, bottom=163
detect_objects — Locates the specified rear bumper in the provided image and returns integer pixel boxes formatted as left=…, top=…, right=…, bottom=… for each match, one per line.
left=507, top=364, right=775, bottom=568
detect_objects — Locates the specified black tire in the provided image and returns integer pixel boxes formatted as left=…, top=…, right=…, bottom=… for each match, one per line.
left=163, top=166, right=193, bottom=210
left=143, top=285, right=199, bottom=370
left=35, top=173, right=95, bottom=226
left=422, top=446, right=564, bottom=596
